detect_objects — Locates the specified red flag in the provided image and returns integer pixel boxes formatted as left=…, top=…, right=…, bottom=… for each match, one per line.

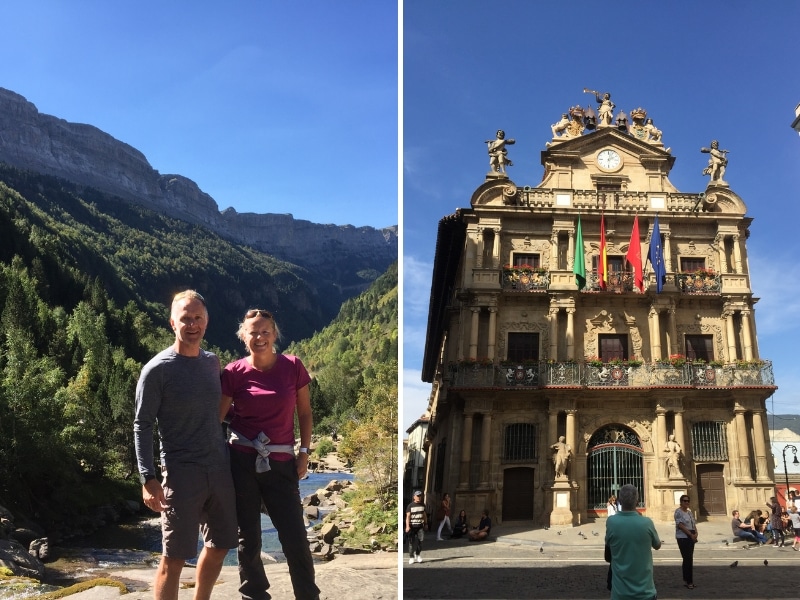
left=598, top=214, right=607, bottom=290
left=626, top=215, right=643, bottom=292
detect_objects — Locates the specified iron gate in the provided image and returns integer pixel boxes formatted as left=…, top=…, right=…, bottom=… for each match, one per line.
left=587, top=426, right=645, bottom=508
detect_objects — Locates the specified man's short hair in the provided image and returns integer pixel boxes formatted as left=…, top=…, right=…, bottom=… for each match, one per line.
left=618, top=484, right=638, bottom=510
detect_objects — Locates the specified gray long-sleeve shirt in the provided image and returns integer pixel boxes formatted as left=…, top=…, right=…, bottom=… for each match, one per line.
left=134, top=347, right=228, bottom=479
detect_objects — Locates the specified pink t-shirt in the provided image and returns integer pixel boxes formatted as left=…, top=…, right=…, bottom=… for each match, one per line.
left=221, top=354, right=311, bottom=461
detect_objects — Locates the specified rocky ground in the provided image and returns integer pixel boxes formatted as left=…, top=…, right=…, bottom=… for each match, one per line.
left=1, top=441, right=399, bottom=598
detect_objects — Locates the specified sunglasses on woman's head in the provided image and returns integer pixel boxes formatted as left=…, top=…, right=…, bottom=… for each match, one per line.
left=245, top=309, right=273, bottom=319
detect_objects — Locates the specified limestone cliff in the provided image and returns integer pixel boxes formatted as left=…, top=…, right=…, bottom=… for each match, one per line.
left=0, top=87, right=396, bottom=275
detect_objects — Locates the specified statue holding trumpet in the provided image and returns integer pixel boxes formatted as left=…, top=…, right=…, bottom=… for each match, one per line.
left=584, top=88, right=615, bottom=128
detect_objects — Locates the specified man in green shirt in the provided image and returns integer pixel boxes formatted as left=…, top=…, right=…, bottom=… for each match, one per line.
left=605, top=484, right=662, bottom=600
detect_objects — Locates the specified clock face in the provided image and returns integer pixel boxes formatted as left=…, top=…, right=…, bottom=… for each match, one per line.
left=597, top=149, right=621, bottom=171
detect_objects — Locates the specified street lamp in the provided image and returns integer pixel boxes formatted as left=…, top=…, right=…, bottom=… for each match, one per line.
left=782, top=444, right=799, bottom=505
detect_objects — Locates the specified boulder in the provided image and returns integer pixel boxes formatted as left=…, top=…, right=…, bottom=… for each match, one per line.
left=0, top=539, right=45, bottom=579
left=320, top=523, right=340, bottom=544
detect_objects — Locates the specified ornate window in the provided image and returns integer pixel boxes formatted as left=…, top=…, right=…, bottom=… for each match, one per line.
left=507, top=332, right=540, bottom=362
left=685, top=335, right=714, bottom=362
left=598, top=334, right=629, bottom=362
left=680, top=257, right=706, bottom=272
left=512, top=253, right=540, bottom=268
left=503, top=423, right=538, bottom=462
left=691, top=421, right=728, bottom=462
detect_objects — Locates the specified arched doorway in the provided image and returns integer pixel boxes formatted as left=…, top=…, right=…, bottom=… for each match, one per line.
left=587, top=425, right=645, bottom=508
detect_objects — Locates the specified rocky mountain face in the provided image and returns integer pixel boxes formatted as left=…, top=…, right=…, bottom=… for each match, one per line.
left=0, top=87, right=396, bottom=281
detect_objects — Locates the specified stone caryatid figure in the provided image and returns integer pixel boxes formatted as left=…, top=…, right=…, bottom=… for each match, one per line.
left=551, top=435, right=572, bottom=479
left=701, top=140, right=730, bottom=185
left=664, top=434, right=684, bottom=479
left=485, top=130, right=515, bottom=174
left=584, top=88, right=615, bottom=128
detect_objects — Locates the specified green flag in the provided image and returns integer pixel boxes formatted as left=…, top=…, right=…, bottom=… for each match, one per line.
left=573, top=216, right=586, bottom=289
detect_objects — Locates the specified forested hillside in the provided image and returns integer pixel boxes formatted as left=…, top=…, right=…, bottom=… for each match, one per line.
left=0, top=165, right=397, bottom=536
left=0, top=164, right=330, bottom=353
left=288, top=262, right=398, bottom=519
left=288, top=262, right=397, bottom=435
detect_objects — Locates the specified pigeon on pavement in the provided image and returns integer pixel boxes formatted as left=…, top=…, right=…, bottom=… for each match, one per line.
left=730, top=560, right=738, bottom=568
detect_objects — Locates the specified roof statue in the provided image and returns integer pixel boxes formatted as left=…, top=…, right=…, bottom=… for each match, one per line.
left=585, top=88, right=615, bottom=128
left=485, top=129, right=515, bottom=176
left=701, top=140, right=730, bottom=187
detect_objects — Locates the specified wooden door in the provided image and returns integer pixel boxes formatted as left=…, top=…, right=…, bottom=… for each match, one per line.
left=502, top=467, right=534, bottom=521
left=697, top=464, right=726, bottom=516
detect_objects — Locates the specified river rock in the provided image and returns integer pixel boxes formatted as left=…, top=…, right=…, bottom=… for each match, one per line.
left=0, top=539, right=45, bottom=579
left=320, top=523, right=340, bottom=544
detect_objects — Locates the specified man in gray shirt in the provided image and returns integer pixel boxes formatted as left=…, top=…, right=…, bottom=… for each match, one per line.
left=134, top=290, right=237, bottom=600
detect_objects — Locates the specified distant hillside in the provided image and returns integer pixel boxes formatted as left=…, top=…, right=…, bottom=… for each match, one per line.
left=0, top=87, right=397, bottom=311
left=287, top=262, right=397, bottom=433
left=0, top=165, right=325, bottom=351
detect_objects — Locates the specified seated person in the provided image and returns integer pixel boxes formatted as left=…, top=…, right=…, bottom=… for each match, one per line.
left=469, top=509, right=491, bottom=541
left=450, top=510, right=469, bottom=539
left=731, top=509, right=767, bottom=544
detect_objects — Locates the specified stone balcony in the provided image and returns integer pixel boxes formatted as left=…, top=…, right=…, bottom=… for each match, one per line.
left=487, top=268, right=747, bottom=294
left=446, top=360, right=774, bottom=389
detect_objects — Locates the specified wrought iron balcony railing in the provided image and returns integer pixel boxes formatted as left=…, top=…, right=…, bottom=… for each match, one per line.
left=675, top=272, right=721, bottom=294
left=446, top=360, right=774, bottom=389
left=501, top=267, right=550, bottom=291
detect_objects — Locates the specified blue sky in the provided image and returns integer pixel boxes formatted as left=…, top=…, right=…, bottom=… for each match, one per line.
left=403, top=1, right=800, bottom=432
left=0, top=1, right=398, bottom=229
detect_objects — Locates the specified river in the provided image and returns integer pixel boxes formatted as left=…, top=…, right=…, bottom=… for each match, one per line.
left=59, top=472, right=353, bottom=569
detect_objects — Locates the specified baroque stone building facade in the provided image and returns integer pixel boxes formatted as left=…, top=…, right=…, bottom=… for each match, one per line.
left=420, top=99, right=777, bottom=526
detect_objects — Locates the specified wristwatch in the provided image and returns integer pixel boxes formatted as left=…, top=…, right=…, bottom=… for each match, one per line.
left=140, top=473, right=156, bottom=485
left=299, top=447, right=309, bottom=454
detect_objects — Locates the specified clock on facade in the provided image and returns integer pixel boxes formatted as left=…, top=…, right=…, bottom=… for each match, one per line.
left=596, top=149, right=622, bottom=171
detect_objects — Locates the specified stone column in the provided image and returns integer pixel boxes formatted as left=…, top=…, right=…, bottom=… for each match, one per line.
left=475, top=229, right=485, bottom=269
left=732, top=233, right=743, bottom=274
left=649, top=305, right=662, bottom=360
left=663, top=231, right=672, bottom=273
left=741, top=309, right=754, bottom=361
left=656, top=406, right=668, bottom=480
left=674, top=410, right=686, bottom=454
left=715, top=233, right=727, bottom=273
left=458, top=413, right=474, bottom=489
left=667, top=306, right=678, bottom=358
left=549, top=306, right=559, bottom=360
left=479, top=413, right=492, bottom=486
left=734, top=408, right=752, bottom=481
left=551, top=231, right=559, bottom=266
left=566, top=307, right=575, bottom=361
left=724, top=309, right=737, bottom=362
left=468, top=307, right=480, bottom=359
left=751, top=411, right=769, bottom=481
left=548, top=409, right=558, bottom=459
left=565, top=409, right=576, bottom=472
left=487, top=307, right=497, bottom=361
left=492, top=227, right=501, bottom=270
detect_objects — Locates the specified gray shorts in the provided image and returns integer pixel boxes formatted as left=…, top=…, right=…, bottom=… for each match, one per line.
left=160, top=463, right=238, bottom=559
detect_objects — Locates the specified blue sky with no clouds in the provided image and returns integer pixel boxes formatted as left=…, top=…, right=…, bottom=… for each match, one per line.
left=403, top=0, right=800, bottom=432
left=0, top=1, right=398, bottom=229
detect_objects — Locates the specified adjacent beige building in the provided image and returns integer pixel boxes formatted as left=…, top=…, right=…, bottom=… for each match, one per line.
left=420, top=100, right=777, bottom=527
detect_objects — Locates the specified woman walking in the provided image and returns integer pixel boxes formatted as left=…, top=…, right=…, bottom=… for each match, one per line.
left=436, top=492, right=452, bottom=540
left=675, top=494, right=698, bottom=590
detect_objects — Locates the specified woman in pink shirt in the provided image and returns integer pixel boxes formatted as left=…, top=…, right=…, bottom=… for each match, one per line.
left=220, top=308, right=319, bottom=600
